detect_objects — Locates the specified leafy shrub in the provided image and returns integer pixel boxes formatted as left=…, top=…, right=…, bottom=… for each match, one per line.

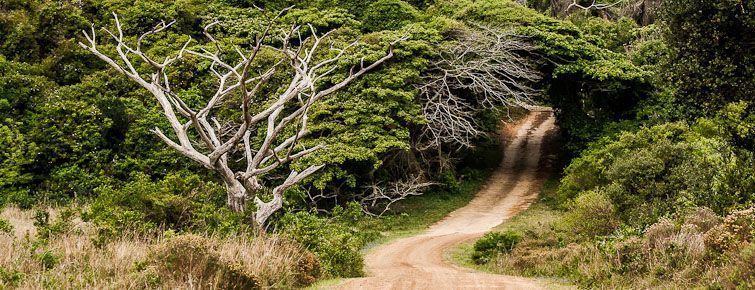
left=557, top=189, right=620, bottom=239
left=0, top=218, right=12, bottom=234
left=0, top=266, right=24, bottom=287
left=559, top=122, right=755, bottom=227
left=34, top=250, right=60, bottom=270
left=86, top=172, right=244, bottom=242
left=663, top=0, right=755, bottom=117
left=143, top=234, right=259, bottom=289
left=276, top=203, right=373, bottom=278
left=570, top=16, right=638, bottom=53
left=472, top=231, right=522, bottom=264
left=34, top=207, right=74, bottom=240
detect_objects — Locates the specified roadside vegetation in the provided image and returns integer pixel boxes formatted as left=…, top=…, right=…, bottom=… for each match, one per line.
left=0, top=141, right=497, bottom=288
left=1, top=0, right=752, bottom=288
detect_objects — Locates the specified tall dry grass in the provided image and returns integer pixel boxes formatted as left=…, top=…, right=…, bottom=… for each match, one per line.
left=217, top=234, right=318, bottom=287
left=0, top=206, right=316, bottom=289
left=1, top=228, right=151, bottom=289
left=484, top=206, right=755, bottom=288
left=0, top=206, right=43, bottom=238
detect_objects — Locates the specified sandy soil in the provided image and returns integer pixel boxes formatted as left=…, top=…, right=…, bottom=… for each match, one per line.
left=329, top=111, right=559, bottom=290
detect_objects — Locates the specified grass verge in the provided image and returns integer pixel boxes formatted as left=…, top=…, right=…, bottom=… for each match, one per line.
left=366, top=174, right=488, bottom=243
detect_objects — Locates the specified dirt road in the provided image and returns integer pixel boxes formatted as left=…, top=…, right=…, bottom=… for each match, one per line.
left=330, top=111, right=558, bottom=290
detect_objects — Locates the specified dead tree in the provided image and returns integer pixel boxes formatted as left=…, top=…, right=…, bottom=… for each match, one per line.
left=362, top=175, right=435, bottom=216
left=417, top=26, right=540, bottom=151
left=550, top=0, right=625, bottom=18
left=79, top=12, right=400, bottom=226
left=567, top=0, right=624, bottom=11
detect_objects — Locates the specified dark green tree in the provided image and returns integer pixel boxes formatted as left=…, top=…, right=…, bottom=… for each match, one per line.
left=662, top=0, right=755, bottom=117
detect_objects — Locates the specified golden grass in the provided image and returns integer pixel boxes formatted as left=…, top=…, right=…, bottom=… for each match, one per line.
left=0, top=230, right=151, bottom=289
left=217, top=234, right=314, bottom=288
left=0, top=207, right=315, bottom=289
left=459, top=205, right=755, bottom=289
left=1, top=206, right=41, bottom=238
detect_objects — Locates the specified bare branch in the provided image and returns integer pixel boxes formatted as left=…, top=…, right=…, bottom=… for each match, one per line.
left=567, top=0, right=624, bottom=11
left=361, top=175, right=436, bottom=217
left=417, top=26, right=540, bottom=150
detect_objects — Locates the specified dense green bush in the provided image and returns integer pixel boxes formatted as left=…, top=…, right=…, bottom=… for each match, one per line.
left=662, top=0, right=755, bottom=118
left=557, top=189, right=620, bottom=239
left=85, top=172, right=245, bottom=241
left=429, top=0, right=653, bottom=153
left=276, top=203, right=375, bottom=278
left=34, top=207, right=74, bottom=240
left=570, top=16, right=638, bottom=53
left=559, top=121, right=755, bottom=227
left=472, top=231, right=521, bottom=264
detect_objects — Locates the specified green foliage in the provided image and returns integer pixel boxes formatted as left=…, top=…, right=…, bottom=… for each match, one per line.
left=34, top=207, right=74, bottom=240
left=559, top=121, right=755, bottom=227
left=361, top=0, right=422, bottom=32
left=244, top=0, right=431, bottom=18
left=549, top=56, right=650, bottom=152
left=472, top=231, right=521, bottom=264
left=0, top=122, right=36, bottom=203
left=297, top=25, right=436, bottom=191
left=429, top=0, right=653, bottom=152
left=0, top=0, right=88, bottom=62
left=0, top=217, right=12, bottom=234
left=0, top=266, right=24, bottom=287
left=285, top=7, right=360, bottom=32
left=711, top=102, right=755, bottom=152
left=626, top=24, right=667, bottom=69
left=276, top=203, right=374, bottom=278
left=557, top=189, right=620, bottom=239
left=86, top=172, right=244, bottom=241
left=570, top=16, right=638, bottom=53
left=34, top=249, right=60, bottom=270
left=662, top=0, right=755, bottom=118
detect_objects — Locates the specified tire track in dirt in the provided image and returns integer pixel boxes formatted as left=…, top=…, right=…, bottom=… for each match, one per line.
left=330, top=111, right=559, bottom=290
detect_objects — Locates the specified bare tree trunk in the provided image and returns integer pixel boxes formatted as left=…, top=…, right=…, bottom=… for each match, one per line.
left=227, top=187, right=247, bottom=212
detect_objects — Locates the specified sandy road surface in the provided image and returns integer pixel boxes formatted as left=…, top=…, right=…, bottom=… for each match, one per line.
left=330, top=111, right=559, bottom=290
